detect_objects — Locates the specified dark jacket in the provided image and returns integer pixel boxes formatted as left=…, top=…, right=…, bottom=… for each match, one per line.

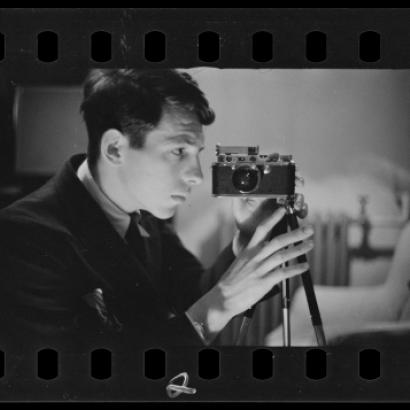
left=0, top=154, right=235, bottom=353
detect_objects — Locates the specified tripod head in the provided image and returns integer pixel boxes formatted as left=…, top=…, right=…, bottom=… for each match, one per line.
left=276, top=194, right=309, bottom=220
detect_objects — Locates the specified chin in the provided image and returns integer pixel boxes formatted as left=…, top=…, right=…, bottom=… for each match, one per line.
left=150, top=206, right=176, bottom=220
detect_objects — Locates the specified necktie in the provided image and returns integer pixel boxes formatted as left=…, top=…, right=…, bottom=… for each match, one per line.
left=125, top=211, right=150, bottom=269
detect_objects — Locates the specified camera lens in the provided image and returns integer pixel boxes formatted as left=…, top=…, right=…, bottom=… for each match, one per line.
left=232, top=165, right=260, bottom=193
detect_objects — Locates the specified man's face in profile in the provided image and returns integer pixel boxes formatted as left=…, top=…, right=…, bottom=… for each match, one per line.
left=118, top=105, right=205, bottom=219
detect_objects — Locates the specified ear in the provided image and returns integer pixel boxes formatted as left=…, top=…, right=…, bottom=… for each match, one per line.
left=100, top=129, right=128, bottom=165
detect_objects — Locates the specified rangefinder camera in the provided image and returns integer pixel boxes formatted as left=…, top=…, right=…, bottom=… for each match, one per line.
left=212, top=145, right=296, bottom=198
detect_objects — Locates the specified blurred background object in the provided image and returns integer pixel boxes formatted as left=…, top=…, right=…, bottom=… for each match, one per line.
left=174, top=69, right=410, bottom=345
left=1, top=68, right=409, bottom=345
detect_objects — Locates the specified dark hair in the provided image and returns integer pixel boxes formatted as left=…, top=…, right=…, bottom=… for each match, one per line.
left=80, top=69, right=215, bottom=171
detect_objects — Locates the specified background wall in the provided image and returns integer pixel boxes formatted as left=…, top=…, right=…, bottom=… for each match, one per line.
left=173, top=69, right=410, bottom=270
left=15, top=86, right=86, bottom=174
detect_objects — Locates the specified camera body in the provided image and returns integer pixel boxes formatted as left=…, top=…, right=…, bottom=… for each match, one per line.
left=212, top=145, right=296, bottom=198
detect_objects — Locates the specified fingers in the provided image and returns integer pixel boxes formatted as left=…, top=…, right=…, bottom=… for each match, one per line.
left=247, top=206, right=286, bottom=249
left=257, top=239, right=314, bottom=274
left=256, top=225, right=314, bottom=262
left=263, top=262, right=310, bottom=283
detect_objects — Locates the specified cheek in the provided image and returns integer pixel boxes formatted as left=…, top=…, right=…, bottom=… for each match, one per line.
left=119, top=159, right=147, bottom=193
left=139, top=160, right=178, bottom=195
left=148, top=156, right=180, bottom=182
left=124, top=151, right=181, bottom=197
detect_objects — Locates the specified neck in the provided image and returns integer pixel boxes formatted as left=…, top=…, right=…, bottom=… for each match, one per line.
left=93, top=160, right=137, bottom=214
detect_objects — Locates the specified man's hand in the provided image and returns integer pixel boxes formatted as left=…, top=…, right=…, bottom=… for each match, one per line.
left=233, top=197, right=279, bottom=235
left=232, top=197, right=279, bottom=255
left=186, top=206, right=314, bottom=342
left=216, top=206, right=313, bottom=317
left=232, top=196, right=307, bottom=255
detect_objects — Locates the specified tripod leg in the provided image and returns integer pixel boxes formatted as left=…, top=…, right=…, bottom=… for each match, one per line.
left=286, top=209, right=327, bottom=346
left=300, top=268, right=327, bottom=345
left=281, top=278, right=291, bottom=346
left=235, top=309, right=253, bottom=346
left=235, top=215, right=288, bottom=346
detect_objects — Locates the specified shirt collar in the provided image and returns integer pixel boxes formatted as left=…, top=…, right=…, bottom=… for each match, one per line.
left=76, top=159, right=134, bottom=239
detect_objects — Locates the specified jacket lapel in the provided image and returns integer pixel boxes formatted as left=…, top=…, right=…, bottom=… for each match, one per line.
left=53, top=155, right=162, bottom=300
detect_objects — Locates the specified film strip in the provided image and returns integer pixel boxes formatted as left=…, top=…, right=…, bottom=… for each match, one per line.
left=0, top=8, right=409, bottom=402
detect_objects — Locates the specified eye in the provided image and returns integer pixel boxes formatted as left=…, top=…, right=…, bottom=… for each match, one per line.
left=172, top=147, right=186, bottom=157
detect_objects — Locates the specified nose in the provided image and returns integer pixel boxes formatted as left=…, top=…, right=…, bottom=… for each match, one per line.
left=184, top=157, right=204, bottom=186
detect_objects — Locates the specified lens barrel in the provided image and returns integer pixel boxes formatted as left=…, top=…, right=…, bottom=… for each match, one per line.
left=232, top=165, right=261, bottom=193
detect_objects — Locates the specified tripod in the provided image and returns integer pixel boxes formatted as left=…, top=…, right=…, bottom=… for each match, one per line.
left=235, top=202, right=327, bottom=347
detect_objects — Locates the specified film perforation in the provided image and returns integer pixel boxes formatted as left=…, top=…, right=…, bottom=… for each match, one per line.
left=252, top=349, right=274, bottom=379
left=305, top=31, right=327, bottom=62
left=198, top=348, right=220, bottom=380
left=37, top=30, right=58, bottom=63
left=90, top=31, right=112, bottom=63
left=359, top=349, right=381, bottom=380
left=144, top=31, right=166, bottom=63
left=252, top=31, right=273, bottom=63
left=37, top=348, right=59, bottom=380
left=305, top=348, right=327, bottom=380
left=90, top=348, right=112, bottom=380
left=144, top=348, right=166, bottom=380
left=359, top=31, right=381, bottom=62
left=0, top=26, right=403, bottom=67
left=198, top=31, right=220, bottom=63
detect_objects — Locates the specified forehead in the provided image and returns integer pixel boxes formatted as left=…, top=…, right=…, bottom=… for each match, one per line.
left=148, top=106, right=205, bottom=147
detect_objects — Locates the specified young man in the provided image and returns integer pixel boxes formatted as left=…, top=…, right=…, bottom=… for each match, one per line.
left=0, top=69, right=313, bottom=352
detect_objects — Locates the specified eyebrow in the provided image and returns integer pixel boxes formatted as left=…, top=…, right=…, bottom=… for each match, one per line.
left=164, top=134, right=205, bottom=150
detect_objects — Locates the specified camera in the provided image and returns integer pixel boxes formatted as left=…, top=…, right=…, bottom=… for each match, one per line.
left=212, top=145, right=296, bottom=199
